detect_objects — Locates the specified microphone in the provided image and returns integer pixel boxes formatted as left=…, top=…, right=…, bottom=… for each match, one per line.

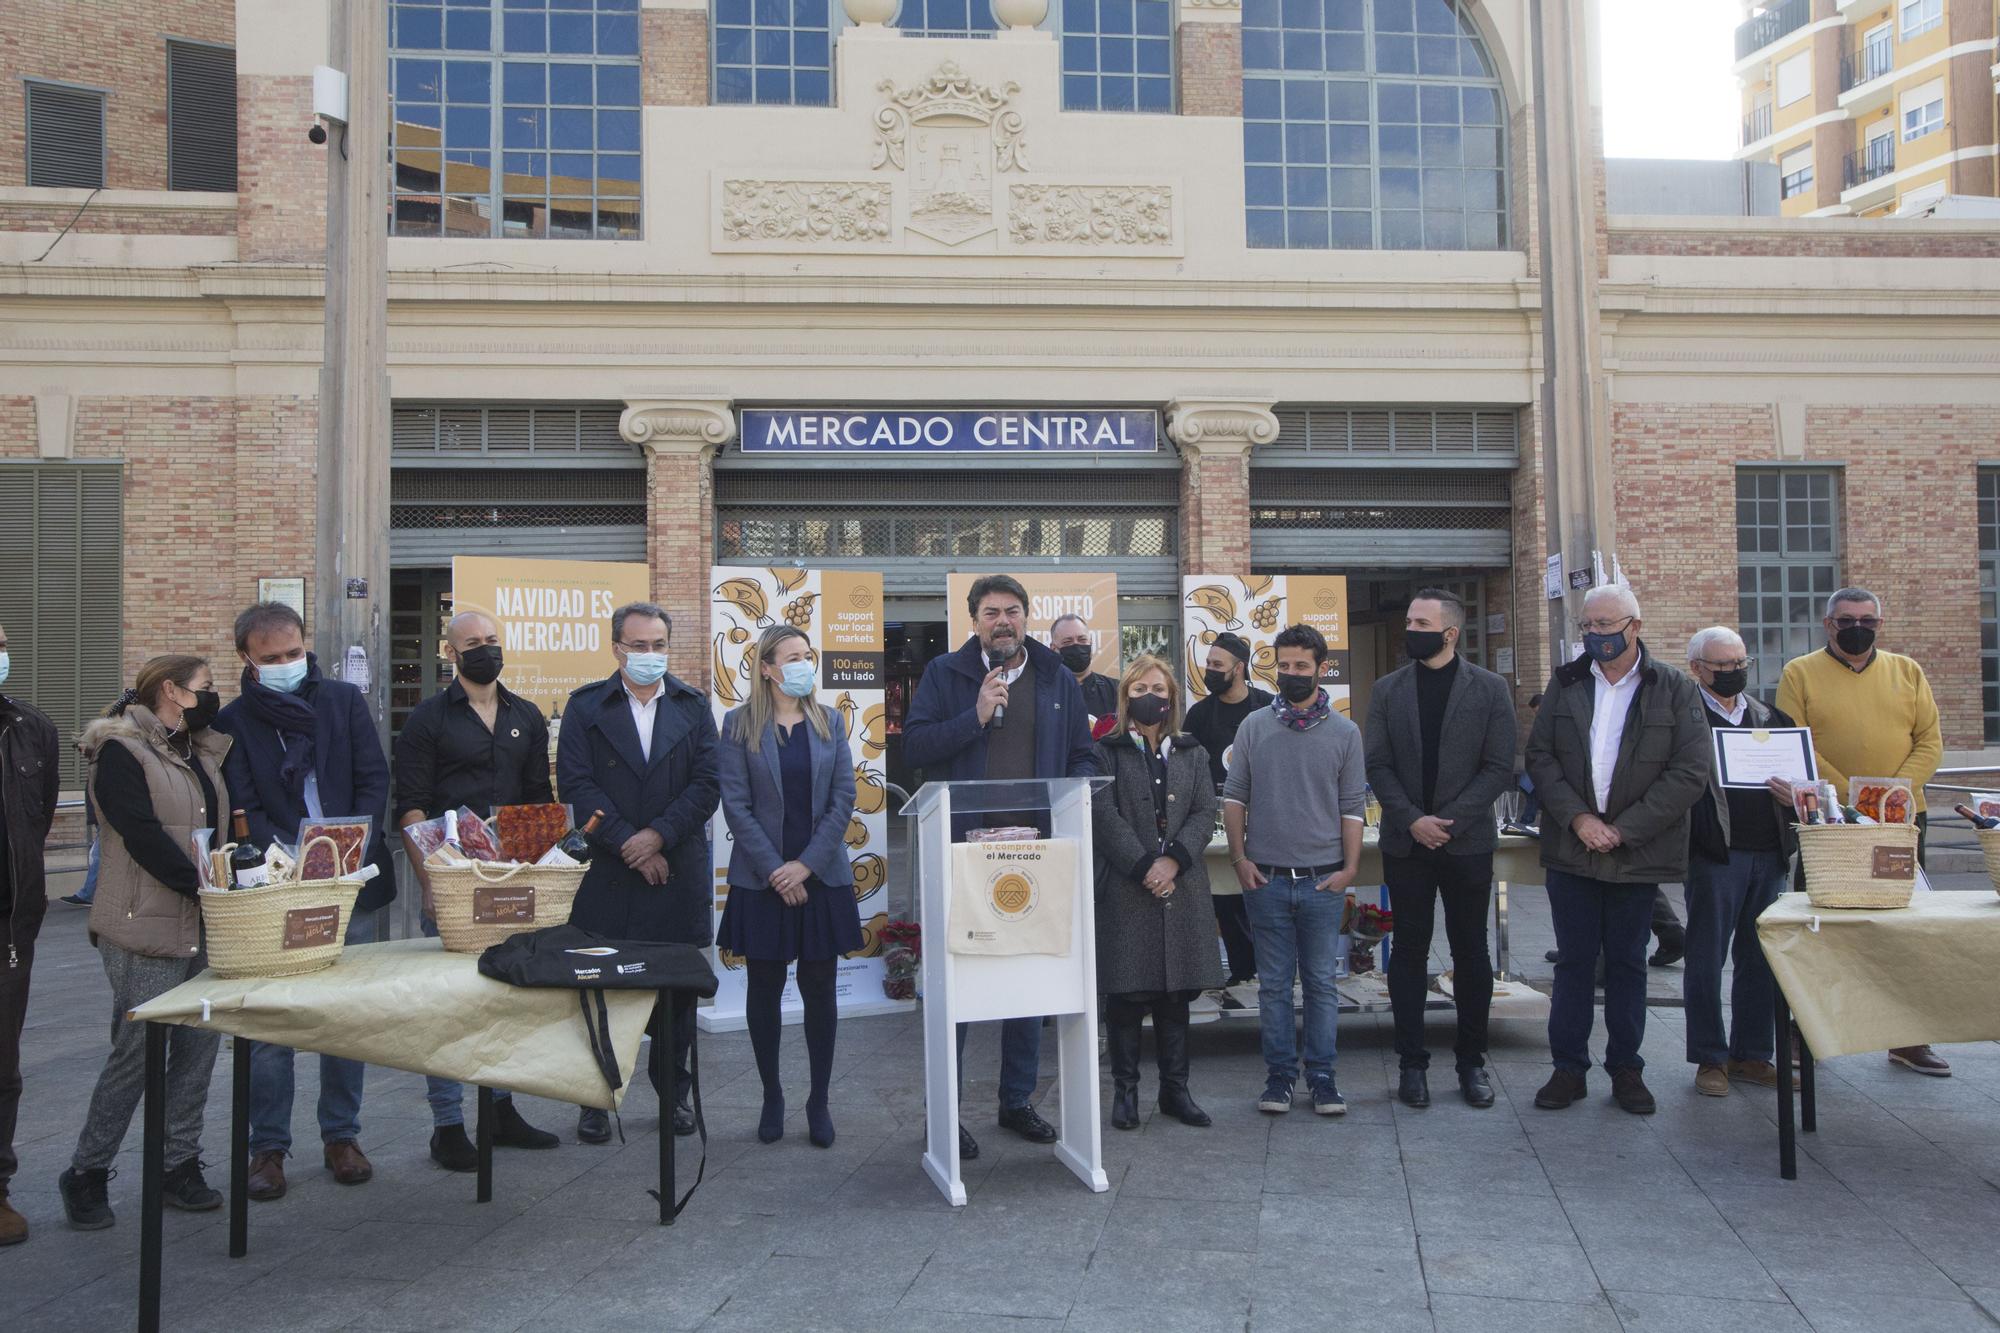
left=988, top=647, right=1011, bottom=730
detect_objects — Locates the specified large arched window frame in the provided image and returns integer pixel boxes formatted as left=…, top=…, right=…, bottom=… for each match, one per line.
left=1242, top=0, right=1509, bottom=251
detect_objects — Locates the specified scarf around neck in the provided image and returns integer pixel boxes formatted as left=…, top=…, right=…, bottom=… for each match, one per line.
left=1272, top=687, right=1331, bottom=732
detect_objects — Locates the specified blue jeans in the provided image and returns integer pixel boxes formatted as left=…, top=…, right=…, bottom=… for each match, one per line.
left=248, top=907, right=380, bottom=1154
left=955, top=1018, right=1042, bottom=1111
left=1683, top=849, right=1787, bottom=1066
left=75, top=835, right=100, bottom=903
left=1242, top=873, right=1343, bottom=1082
left=420, top=914, right=509, bottom=1126
left=1545, top=870, right=1654, bottom=1074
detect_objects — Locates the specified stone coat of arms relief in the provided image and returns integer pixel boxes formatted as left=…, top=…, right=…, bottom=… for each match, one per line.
left=711, top=57, right=1179, bottom=256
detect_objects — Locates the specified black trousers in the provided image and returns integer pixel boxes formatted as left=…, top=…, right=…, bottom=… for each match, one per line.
left=1213, top=894, right=1256, bottom=982
left=1384, top=849, right=1493, bottom=1072
left=0, top=933, right=33, bottom=1194
left=1652, top=888, right=1683, bottom=944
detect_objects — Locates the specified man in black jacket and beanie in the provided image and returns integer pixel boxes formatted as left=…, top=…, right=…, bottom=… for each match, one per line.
left=0, top=620, right=60, bottom=1245
left=556, top=602, right=720, bottom=1144
left=1525, top=584, right=1709, bottom=1116
left=1364, top=589, right=1516, bottom=1110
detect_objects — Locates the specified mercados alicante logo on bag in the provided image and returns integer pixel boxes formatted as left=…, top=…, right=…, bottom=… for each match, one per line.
left=985, top=863, right=1040, bottom=922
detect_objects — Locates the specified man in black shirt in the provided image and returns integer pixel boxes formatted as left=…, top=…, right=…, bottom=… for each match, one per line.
left=1051, top=613, right=1119, bottom=728
left=1184, top=632, right=1270, bottom=988
left=1682, top=626, right=1796, bottom=1098
left=395, top=610, right=561, bottom=1166
left=1364, top=589, right=1516, bottom=1109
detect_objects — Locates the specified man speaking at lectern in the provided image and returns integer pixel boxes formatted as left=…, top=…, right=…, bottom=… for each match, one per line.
left=904, top=574, right=1098, bottom=1162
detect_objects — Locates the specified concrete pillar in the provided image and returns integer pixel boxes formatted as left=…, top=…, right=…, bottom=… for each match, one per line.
left=1166, top=396, right=1277, bottom=576
left=621, top=398, right=733, bottom=685
left=1809, top=0, right=1849, bottom=213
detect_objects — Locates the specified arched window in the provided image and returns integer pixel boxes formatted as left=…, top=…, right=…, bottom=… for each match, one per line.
left=1243, top=0, right=1508, bottom=250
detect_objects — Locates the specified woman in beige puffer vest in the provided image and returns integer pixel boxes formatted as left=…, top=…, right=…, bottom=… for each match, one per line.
left=58, top=656, right=230, bottom=1231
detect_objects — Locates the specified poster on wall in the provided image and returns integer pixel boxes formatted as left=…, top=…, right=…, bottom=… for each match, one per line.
left=944, top=571, right=1121, bottom=675
left=1180, top=575, right=1351, bottom=763
left=701, top=566, right=908, bottom=1032
left=450, top=555, right=652, bottom=722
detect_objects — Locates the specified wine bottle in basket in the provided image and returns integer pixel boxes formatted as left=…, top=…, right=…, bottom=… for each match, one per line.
left=229, top=809, right=267, bottom=888
left=555, top=810, right=605, bottom=863
left=1957, top=803, right=2000, bottom=831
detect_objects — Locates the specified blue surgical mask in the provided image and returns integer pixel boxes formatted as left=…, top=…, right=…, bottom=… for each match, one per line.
left=622, top=652, right=669, bottom=687
left=1583, top=630, right=1629, bottom=664
left=0, top=651, right=9, bottom=688
left=778, top=660, right=816, bottom=698
left=257, top=658, right=310, bottom=694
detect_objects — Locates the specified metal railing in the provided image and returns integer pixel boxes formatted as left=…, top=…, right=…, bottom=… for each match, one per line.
left=1743, top=104, right=1774, bottom=146
left=1736, top=0, right=1810, bottom=60
left=1843, top=140, right=1896, bottom=189
left=1840, top=38, right=1895, bottom=91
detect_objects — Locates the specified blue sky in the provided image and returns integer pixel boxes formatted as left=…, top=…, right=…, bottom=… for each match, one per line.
left=1600, top=0, right=1741, bottom=160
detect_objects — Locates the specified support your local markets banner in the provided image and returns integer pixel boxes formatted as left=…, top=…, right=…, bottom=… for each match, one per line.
left=1181, top=575, right=1351, bottom=771
left=701, top=566, right=906, bottom=1031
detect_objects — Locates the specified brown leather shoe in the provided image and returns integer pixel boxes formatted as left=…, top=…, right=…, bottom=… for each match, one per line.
left=1694, top=1063, right=1730, bottom=1097
left=1728, top=1058, right=1800, bottom=1090
left=323, top=1140, right=373, bottom=1185
left=1610, top=1068, right=1657, bottom=1115
left=246, top=1150, right=287, bottom=1202
left=1533, top=1069, right=1588, bottom=1110
left=0, top=1192, right=27, bottom=1245
left=1888, top=1045, right=1952, bottom=1077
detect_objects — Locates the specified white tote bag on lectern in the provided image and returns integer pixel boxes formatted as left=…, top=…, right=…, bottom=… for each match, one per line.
left=947, top=840, right=1077, bottom=957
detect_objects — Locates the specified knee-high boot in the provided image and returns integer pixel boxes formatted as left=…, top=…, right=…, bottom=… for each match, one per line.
left=1105, top=999, right=1144, bottom=1131
left=1153, top=998, right=1210, bottom=1127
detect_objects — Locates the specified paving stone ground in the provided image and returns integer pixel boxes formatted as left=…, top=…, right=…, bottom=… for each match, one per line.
left=7, top=868, right=2000, bottom=1333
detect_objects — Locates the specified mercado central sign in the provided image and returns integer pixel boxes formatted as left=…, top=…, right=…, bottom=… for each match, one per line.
left=740, top=408, right=1160, bottom=453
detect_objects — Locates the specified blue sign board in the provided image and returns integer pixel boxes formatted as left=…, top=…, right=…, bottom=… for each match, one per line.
left=739, top=408, right=1159, bottom=454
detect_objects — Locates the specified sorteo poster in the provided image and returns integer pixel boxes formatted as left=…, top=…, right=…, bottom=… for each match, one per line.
left=944, top=571, right=1121, bottom=675
left=449, top=557, right=651, bottom=718
left=1181, top=575, right=1351, bottom=732
left=700, top=566, right=907, bottom=1031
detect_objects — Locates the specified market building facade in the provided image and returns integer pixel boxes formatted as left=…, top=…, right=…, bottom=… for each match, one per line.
left=4, top=0, right=1999, bottom=789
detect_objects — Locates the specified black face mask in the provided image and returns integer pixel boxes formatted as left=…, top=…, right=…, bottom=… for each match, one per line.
left=1202, top=667, right=1235, bottom=696
left=1058, top=644, right=1094, bottom=674
left=1707, top=667, right=1748, bottom=698
left=181, top=689, right=221, bottom=732
left=1834, top=624, right=1876, bottom=656
left=1126, top=693, right=1171, bottom=726
left=457, top=644, right=505, bottom=686
left=1405, top=630, right=1448, bottom=662
left=1276, top=672, right=1318, bottom=704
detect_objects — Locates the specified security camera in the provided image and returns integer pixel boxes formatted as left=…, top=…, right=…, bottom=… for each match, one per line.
left=308, top=122, right=328, bottom=145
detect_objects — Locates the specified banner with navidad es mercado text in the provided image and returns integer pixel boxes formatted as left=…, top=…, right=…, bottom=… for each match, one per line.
left=1181, top=575, right=1351, bottom=733
left=450, top=556, right=653, bottom=722
left=703, top=567, right=898, bottom=1026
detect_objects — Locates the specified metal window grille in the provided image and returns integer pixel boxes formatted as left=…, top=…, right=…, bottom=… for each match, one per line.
left=1736, top=468, right=1839, bottom=704
left=0, top=464, right=124, bottom=786
left=717, top=509, right=1175, bottom=560
left=713, top=0, right=835, bottom=106
left=391, top=403, right=639, bottom=466
left=1981, top=469, right=1999, bottom=743
left=1242, top=0, right=1508, bottom=252
left=1264, top=407, right=1520, bottom=461
left=167, top=40, right=238, bottom=192
left=25, top=82, right=107, bottom=189
left=390, top=0, right=642, bottom=239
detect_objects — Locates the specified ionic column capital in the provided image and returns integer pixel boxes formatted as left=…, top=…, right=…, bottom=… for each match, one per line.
left=620, top=398, right=735, bottom=456
left=1165, top=396, right=1279, bottom=457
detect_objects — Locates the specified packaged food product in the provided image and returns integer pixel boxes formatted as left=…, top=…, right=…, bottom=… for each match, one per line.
left=1849, top=777, right=1914, bottom=825
left=295, top=816, right=373, bottom=879
left=401, top=813, right=451, bottom=862
left=965, top=825, right=1041, bottom=844
left=451, top=807, right=503, bottom=862
left=1792, top=780, right=1841, bottom=826
left=494, top=802, right=572, bottom=863
left=1969, top=791, right=2000, bottom=821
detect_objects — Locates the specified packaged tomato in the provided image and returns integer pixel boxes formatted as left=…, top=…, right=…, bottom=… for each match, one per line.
left=493, top=803, right=572, bottom=864
left=1848, top=778, right=1913, bottom=825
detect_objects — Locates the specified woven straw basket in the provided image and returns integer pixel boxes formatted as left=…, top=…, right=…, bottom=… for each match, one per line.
left=427, top=859, right=586, bottom=953
left=1796, top=822, right=1920, bottom=910
left=201, top=836, right=364, bottom=979
left=1977, top=827, right=2000, bottom=899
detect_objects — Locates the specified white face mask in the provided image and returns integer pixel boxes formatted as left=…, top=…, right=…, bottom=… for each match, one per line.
left=0, top=651, right=10, bottom=689
left=622, top=652, right=669, bottom=687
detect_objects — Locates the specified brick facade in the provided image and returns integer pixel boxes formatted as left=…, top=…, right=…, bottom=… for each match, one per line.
left=1609, top=402, right=1992, bottom=750
left=0, top=0, right=233, bottom=189
left=1178, top=446, right=1253, bottom=576
left=0, top=200, right=235, bottom=236
left=642, top=9, right=709, bottom=108
left=236, top=74, right=327, bottom=263
left=644, top=440, right=718, bottom=686
left=1608, top=228, right=2000, bottom=259
left=1178, top=21, right=1242, bottom=119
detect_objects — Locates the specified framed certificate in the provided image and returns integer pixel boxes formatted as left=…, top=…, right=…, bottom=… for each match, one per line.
left=1713, top=726, right=1818, bottom=790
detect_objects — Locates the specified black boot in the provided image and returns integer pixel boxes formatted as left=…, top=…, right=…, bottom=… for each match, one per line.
left=1106, top=1002, right=1143, bottom=1131
left=1153, top=1000, right=1211, bottom=1128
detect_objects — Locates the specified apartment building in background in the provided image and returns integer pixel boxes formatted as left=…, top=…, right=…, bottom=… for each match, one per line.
left=1737, top=0, right=2000, bottom=217
left=5, top=0, right=2000, bottom=791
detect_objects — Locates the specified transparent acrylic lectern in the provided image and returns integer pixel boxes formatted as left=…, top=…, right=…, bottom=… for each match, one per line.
left=905, top=776, right=1113, bottom=1206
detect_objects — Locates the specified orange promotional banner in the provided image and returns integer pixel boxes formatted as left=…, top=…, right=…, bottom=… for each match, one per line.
left=945, top=571, right=1121, bottom=676
left=1180, top=574, right=1352, bottom=716
left=449, top=556, right=651, bottom=718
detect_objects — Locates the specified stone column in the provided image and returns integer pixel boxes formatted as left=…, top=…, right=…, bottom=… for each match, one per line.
left=1166, top=396, right=1277, bottom=576
left=1178, top=0, right=1243, bottom=117
left=621, top=398, right=733, bottom=685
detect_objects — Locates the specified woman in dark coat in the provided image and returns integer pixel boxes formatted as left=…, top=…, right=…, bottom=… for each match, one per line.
left=1091, top=654, right=1223, bottom=1130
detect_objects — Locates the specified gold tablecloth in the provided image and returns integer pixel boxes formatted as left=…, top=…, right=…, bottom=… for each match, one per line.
left=129, top=938, right=657, bottom=1109
left=1756, top=890, right=2000, bottom=1058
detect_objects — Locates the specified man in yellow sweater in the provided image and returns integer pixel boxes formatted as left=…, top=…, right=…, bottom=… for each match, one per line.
left=1776, top=586, right=1947, bottom=1076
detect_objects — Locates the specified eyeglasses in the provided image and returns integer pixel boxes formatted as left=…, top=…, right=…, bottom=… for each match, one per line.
left=1574, top=615, right=1634, bottom=635
left=616, top=639, right=669, bottom=653
left=1830, top=616, right=1881, bottom=631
